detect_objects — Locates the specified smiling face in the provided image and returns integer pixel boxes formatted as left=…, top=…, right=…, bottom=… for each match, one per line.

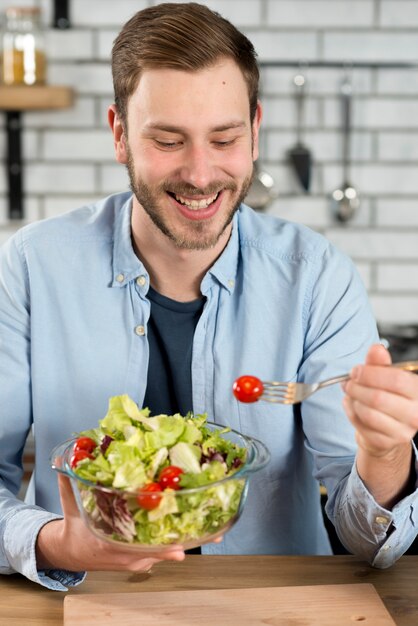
left=109, top=58, right=262, bottom=251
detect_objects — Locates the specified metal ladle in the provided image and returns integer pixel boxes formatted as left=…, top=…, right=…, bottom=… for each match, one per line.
left=330, top=75, right=360, bottom=222
left=244, top=160, right=278, bottom=211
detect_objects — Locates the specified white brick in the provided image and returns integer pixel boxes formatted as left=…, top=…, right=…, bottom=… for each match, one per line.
left=377, top=69, right=418, bottom=95
left=324, top=32, right=418, bottom=62
left=45, top=30, right=94, bottom=61
left=261, top=67, right=373, bottom=97
left=324, top=98, right=418, bottom=130
left=48, top=63, right=113, bottom=96
left=26, top=164, right=96, bottom=194
left=325, top=230, right=418, bottom=260
left=370, top=295, right=418, bottom=324
left=247, top=31, right=318, bottom=62
left=262, top=97, right=320, bottom=129
left=266, top=195, right=371, bottom=231
left=25, top=98, right=96, bottom=129
left=266, top=130, right=372, bottom=162
left=99, top=165, right=130, bottom=195
left=98, top=30, right=118, bottom=61
left=43, top=130, right=114, bottom=161
left=376, top=200, right=418, bottom=226
left=71, top=0, right=148, bottom=27
left=266, top=196, right=329, bottom=228
left=267, top=1, right=374, bottom=27
left=194, top=0, right=261, bottom=26
left=378, top=132, right=418, bottom=161
left=380, top=1, right=418, bottom=27
left=324, top=164, right=418, bottom=195
left=377, top=263, right=418, bottom=291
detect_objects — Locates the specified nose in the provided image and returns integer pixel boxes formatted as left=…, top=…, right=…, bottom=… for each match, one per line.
left=178, top=143, right=216, bottom=191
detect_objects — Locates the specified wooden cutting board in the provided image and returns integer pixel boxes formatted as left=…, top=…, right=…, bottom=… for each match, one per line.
left=64, top=583, right=395, bottom=625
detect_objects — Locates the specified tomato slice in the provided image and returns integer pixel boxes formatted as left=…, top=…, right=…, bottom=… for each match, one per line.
left=70, top=449, right=94, bottom=468
left=159, top=465, right=184, bottom=490
left=232, top=375, right=264, bottom=403
left=73, top=436, right=97, bottom=454
left=137, top=483, right=163, bottom=510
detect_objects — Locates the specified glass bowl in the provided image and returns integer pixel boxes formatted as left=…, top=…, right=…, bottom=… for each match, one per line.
left=50, top=423, right=270, bottom=553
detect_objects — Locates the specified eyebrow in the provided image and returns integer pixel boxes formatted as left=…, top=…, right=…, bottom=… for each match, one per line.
left=143, top=121, right=247, bottom=134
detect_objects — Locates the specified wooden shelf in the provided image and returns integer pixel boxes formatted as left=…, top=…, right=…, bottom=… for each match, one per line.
left=0, top=85, right=74, bottom=111
left=0, top=84, right=75, bottom=219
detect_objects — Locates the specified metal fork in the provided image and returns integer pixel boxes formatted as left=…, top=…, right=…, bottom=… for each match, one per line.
left=261, top=360, right=418, bottom=405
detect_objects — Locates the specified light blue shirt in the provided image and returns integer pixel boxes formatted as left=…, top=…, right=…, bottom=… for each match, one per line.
left=1, top=192, right=417, bottom=591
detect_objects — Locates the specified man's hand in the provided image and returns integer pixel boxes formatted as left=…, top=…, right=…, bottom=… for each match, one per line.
left=36, top=472, right=185, bottom=572
left=343, top=343, right=418, bottom=509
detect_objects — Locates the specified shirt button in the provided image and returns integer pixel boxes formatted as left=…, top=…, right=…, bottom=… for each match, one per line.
left=116, top=273, right=125, bottom=283
left=228, top=279, right=234, bottom=288
left=134, top=325, right=145, bottom=336
left=136, top=275, right=147, bottom=287
left=381, top=544, right=391, bottom=551
left=375, top=516, right=389, bottom=525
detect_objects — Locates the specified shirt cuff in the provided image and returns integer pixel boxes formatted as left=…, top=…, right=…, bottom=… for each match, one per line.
left=341, top=458, right=418, bottom=567
left=3, top=507, right=86, bottom=591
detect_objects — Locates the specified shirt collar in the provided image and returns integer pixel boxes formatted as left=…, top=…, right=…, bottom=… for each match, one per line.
left=111, top=194, right=241, bottom=294
left=111, top=194, right=145, bottom=287
left=201, top=210, right=240, bottom=296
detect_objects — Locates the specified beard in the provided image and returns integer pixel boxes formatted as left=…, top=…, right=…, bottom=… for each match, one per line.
left=126, top=148, right=254, bottom=251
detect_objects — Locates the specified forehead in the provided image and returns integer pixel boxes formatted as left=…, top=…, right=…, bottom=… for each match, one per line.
left=127, top=58, right=251, bottom=129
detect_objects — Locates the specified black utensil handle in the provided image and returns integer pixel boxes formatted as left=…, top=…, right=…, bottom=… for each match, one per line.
left=294, top=76, right=305, bottom=145
left=341, top=80, right=352, bottom=180
left=6, top=111, right=24, bottom=220
left=53, top=0, right=71, bottom=29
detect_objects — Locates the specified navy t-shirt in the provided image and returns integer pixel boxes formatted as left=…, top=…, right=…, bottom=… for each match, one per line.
left=143, top=285, right=205, bottom=417
left=143, top=286, right=205, bottom=555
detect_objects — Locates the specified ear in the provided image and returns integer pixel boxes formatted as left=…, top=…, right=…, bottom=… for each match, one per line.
left=108, top=104, right=128, bottom=164
left=251, top=100, right=263, bottom=161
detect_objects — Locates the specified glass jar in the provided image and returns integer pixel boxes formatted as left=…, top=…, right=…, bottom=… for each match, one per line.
left=1, top=6, right=47, bottom=86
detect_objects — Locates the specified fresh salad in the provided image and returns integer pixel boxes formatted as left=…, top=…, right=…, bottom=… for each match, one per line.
left=68, top=394, right=247, bottom=546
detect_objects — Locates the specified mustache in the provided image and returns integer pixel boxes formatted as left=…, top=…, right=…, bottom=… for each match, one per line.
left=159, top=181, right=238, bottom=196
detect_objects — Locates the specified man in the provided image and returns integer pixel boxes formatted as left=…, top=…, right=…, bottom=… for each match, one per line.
left=1, top=2, right=417, bottom=592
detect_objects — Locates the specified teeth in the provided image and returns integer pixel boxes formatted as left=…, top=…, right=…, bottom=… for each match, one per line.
left=174, top=192, right=218, bottom=209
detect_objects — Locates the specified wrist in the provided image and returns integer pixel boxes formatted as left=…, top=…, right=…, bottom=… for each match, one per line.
left=35, top=519, right=64, bottom=570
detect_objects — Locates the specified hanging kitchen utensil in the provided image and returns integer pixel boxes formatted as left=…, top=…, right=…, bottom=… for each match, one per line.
left=287, top=72, right=312, bottom=192
left=244, top=160, right=277, bottom=211
left=330, top=74, right=360, bottom=222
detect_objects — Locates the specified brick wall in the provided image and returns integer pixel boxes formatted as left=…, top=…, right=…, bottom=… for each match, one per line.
left=1, top=0, right=418, bottom=324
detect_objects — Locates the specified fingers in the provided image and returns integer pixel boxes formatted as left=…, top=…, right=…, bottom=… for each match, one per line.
left=344, top=345, right=418, bottom=400
left=57, top=472, right=80, bottom=518
left=343, top=344, right=418, bottom=456
left=364, top=343, right=392, bottom=367
left=343, top=394, right=416, bottom=446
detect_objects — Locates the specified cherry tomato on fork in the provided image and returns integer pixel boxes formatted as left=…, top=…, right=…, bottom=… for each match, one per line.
left=232, top=375, right=264, bottom=403
left=159, top=466, right=184, bottom=490
left=137, top=483, right=163, bottom=510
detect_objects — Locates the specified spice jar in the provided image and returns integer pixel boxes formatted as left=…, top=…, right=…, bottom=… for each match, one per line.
left=1, top=6, right=46, bottom=86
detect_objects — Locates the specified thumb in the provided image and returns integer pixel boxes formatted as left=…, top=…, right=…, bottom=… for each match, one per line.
left=57, top=472, right=80, bottom=518
left=365, top=342, right=392, bottom=367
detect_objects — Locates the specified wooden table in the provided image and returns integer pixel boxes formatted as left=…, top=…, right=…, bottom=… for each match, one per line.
left=0, top=555, right=417, bottom=625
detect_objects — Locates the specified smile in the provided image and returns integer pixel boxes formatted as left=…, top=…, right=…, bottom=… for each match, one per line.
left=172, top=192, right=219, bottom=210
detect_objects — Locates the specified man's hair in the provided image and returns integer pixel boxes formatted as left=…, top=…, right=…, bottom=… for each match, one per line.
left=111, top=2, right=259, bottom=125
